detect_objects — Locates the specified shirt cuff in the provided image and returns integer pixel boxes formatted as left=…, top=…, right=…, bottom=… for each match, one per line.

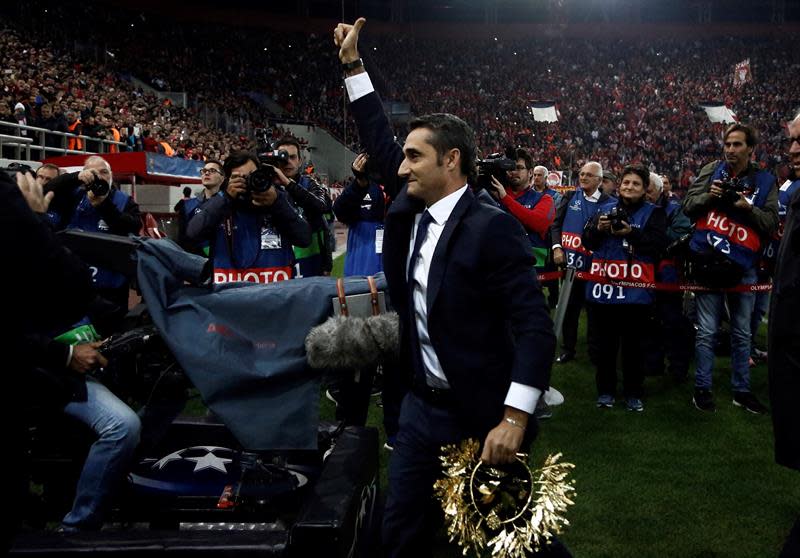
left=345, top=72, right=375, bottom=102
left=504, top=382, right=542, bottom=415
left=552, top=244, right=562, bottom=250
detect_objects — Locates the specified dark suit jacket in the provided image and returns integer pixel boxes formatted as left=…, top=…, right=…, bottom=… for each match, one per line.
left=0, top=172, right=95, bottom=405
left=350, top=88, right=555, bottom=440
left=768, top=184, right=800, bottom=471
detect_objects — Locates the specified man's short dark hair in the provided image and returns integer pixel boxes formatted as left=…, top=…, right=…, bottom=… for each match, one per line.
left=36, top=163, right=59, bottom=176
left=274, top=137, right=302, bottom=154
left=620, top=163, right=650, bottom=187
left=514, top=148, right=533, bottom=170
left=409, top=113, right=477, bottom=180
left=204, top=159, right=223, bottom=170
left=223, top=151, right=260, bottom=178
left=183, top=186, right=192, bottom=197
left=724, top=123, right=759, bottom=147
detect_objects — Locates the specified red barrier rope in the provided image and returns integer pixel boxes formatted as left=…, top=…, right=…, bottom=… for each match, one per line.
left=536, top=269, right=772, bottom=293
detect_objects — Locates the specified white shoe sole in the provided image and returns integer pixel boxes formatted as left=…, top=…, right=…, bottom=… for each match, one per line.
left=544, top=387, right=565, bottom=406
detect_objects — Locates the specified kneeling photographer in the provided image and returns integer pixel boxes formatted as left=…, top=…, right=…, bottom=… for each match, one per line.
left=683, top=123, right=778, bottom=414
left=186, top=150, right=312, bottom=284
left=583, top=163, right=667, bottom=412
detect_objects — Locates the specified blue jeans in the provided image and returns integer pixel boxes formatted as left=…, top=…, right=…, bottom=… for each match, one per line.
left=61, top=379, right=141, bottom=530
left=694, top=269, right=756, bottom=392
left=750, top=291, right=770, bottom=348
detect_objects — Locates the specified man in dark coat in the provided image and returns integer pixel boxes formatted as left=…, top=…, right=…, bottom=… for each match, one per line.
left=334, top=18, right=563, bottom=558
left=768, top=112, right=800, bottom=557
left=1, top=169, right=140, bottom=539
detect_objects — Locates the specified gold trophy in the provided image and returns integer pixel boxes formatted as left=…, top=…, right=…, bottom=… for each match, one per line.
left=434, top=439, right=576, bottom=558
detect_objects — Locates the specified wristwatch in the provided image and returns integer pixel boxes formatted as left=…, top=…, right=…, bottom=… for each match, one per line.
left=342, top=58, right=364, bottom=71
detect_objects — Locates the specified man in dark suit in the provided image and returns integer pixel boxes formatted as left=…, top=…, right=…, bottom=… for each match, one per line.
left=769, top=112, right=800, bottom=557
left=334, top=18, right=560, bottom=557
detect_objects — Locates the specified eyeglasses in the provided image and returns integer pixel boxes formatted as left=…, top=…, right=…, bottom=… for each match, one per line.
left=199, top=168, right=222, bottom=176
left=783, top=136, right=800, bottom=147
left=579, top=172, right=600, bottom=178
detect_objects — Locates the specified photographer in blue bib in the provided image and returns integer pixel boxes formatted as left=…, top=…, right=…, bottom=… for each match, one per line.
left=186, top=150, right=312, bottom=284
left=271, top=137, right=334, bottom=278
left=583, top=163, right=668, bottom=412
left=45, top=155, right=141, bottom=332
left=683, top=123, right=778, bottom=414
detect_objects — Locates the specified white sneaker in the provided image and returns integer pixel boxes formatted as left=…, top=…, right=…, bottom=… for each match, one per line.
left=543, top=387, right=565, bottom=406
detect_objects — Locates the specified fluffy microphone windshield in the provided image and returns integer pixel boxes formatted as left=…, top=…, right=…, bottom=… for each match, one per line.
left=305, top=312, right=399, bottom=370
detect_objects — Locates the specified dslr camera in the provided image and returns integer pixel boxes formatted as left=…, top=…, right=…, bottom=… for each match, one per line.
left=245, top=149, right=291, bottom=194
left=85, top=172, right=110, bottom=197
left=2, top=162, right=34, bottom=181
left=607, top=205, right=630, bottom=231
left=476, top=150, right=515, bottom=192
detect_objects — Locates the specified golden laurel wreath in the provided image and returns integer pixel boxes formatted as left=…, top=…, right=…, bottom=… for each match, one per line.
left=433, top=439, right=576, bottom=558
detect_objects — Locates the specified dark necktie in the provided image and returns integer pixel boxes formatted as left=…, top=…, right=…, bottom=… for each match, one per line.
left=407, top=210, right=434, bottom=387
left=407, top=210, right=434, bottom=284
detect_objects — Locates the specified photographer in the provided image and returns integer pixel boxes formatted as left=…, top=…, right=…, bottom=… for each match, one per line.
left=329, top=153, right=393, bottom=438
left=181, top=160, right=225, bottom=256
left=644, top=172, right=694, bottom=382
left=491, top=149, right=556, bottom=274
left=550, top=161, right=611, bottom=363
left=683, top=123, right=778, bottom=414
left=532, top=164, right=562, bottom=308
left=583, top=163, right=667, bottom=411
left=45, top=156, right=141, bottom=331
left=273, top=137, right=333, bottom=277
left=333, top=152, right=389, bottom=276
left=186, top=150, right=311, bottom=284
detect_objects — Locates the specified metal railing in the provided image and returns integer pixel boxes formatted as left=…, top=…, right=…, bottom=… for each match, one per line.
left=0, top=121, right=127, bottom=160
left=0, top=134, right=33, bottom=160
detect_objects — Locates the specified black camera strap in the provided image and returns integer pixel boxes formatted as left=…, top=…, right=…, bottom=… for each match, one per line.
left=223, top=211, right=275, bottom=271
left=223, top=216, right=240, bottom=269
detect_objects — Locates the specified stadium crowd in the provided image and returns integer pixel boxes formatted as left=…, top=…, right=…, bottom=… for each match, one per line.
left=1, top=2, right=798, bottom=189
left=3, top=4, right=800, bottom=555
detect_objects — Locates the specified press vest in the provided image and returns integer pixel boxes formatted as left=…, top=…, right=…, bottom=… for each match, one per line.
left=689, top=162, right=774, bottom=272
left=213, top=209, right=294, bottom=284
left=761, top=178, right=800, bottom=273
left=292, top=176, right=327, bottom=278
left=560, top=190, right=602, bottom=271
left=183, top=193, right=219, bottom=256
left=343, top=182, right=386, bottom=276
left=514, top=188, right=551, bottom=269
left=586, top=200, right=657, bottom=305
left=67, top=189, right=130, bottom=289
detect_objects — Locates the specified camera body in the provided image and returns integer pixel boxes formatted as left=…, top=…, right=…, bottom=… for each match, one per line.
left=718, top=177, right=747, bottom=205
left=2, top=162, right=35, bottom=181
left=607, top=205, right=630, bottom=231
left=245, top=149, right=291, bottom=194
left=86, top=174, right=110, bottom=197
left=476, top=152, right=515, bottom=192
